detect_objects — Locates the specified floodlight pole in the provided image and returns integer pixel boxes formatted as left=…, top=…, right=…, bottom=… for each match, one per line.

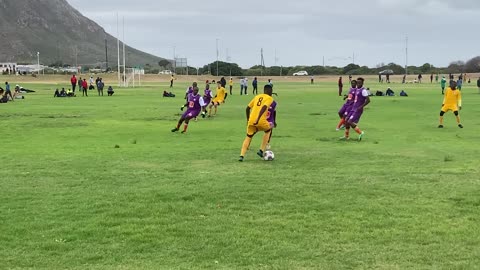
left=123, top=16, right=126, bottom=87
left=117, top=12, right=120, bottom=87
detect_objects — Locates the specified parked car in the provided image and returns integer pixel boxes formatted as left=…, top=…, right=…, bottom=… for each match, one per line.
left=293, top=71, right=309, bottom=76
left=379, top=69, right=394, bottom=75
left=159, top=70, right=173, bottom=75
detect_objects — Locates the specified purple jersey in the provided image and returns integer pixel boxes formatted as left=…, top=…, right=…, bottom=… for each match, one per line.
left=183, top=93, right=205, bottom=118
left=267, top=101, right=277, bottom=124
left=203, top=89, right=213, bottom=104
left=339, top=87, right=357, bottom=116
left=186, top=87, right=194, bottom=94
left=350, top=87, right=369, bottom=111
left=186, top=93, right=204, bottom=112
left=345, top=87, right=356, bottom=106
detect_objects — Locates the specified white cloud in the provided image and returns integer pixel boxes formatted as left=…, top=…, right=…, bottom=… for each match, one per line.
left=67, top=0, right=480, bottom=68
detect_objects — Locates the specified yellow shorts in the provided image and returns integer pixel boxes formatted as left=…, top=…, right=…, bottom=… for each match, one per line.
left=246, top=121, right=272, bottom=136
left=212, top=98, right=224, bottom=105
left=441, top=105, right=458, bottom=112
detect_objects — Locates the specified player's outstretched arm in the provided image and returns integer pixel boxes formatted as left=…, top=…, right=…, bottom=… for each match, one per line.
left=246, top=107, right=251, bottom=122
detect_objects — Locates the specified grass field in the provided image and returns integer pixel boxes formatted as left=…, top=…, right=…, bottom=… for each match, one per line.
left=1, top=78, right=480, bottom=269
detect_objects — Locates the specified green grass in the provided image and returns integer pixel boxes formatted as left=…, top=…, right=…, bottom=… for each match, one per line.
left=1, top=79, right=480, bottom=269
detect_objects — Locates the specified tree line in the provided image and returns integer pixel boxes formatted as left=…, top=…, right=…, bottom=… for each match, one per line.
left=150, top=56, right=480, bottom=76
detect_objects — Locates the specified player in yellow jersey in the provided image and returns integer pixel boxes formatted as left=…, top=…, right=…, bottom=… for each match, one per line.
left=229, top=77, right=234, bottom=95
left=439, top=80, right=463, bottom=128
left=208, top=81, right=227, bottom=117
left=239, top=84, right=275, bottom=162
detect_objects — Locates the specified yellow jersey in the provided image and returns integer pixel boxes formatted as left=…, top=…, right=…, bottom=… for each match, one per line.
left=443, top=87, right=462, bottom=107
left=247, top=94, right=274, bottom=125
left=229, top=79, right=233, bottom=86
left=214, top=87, right=226, bottom=101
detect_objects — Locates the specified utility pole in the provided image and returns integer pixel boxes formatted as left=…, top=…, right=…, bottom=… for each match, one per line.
left=405, top=35, right=409, bottom=75
left=117, top=12, right=120, bottom=86
left=122, top=16, right=126, bottom=87
left=260, top=48, right=265, bottom=76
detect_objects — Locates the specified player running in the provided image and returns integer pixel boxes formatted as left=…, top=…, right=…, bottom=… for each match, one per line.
left=342, top=78, right=370, bottom=141
left=172, top=86, right=206, bottom=133
left=208, top=81, right=227, bottom=117
left=239, top=84, right=275, bottom=162
left=185, top=82, right=197, bottom=100
left=439, top=80, right=463, bottom=128
left=203, top=83, right=214, bottom=114
left=336, top=79, right=357, bottom=130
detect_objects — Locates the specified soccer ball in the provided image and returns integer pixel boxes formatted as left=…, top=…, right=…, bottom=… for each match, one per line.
left=263, top=150, right=275, bottom=161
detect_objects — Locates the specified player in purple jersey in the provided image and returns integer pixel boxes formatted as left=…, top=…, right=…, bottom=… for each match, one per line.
left=184, top=82, right=197, bottom=100
left=266, top=100, right=277, bottom=150
left=336, top=80, right=357, bottom=130
left=203, top=83, right=214, bottom=111
left=172, top=86, right=206, bottom=133
left=342, top=78, right=370, bottom=141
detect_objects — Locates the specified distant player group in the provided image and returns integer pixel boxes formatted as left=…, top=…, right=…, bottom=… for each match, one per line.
left=170, top=75, right=464, bottom=161
left=170, top=79, right=277, bottom=161
left=336, top=77, right=369, bottom=141
left=171, top=81, right=227, bottom=133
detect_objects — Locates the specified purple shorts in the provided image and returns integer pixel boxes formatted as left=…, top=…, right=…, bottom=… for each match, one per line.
left=347, top=108, right=364, bottom=124
left=339, top=104, right=352, bottom=116
left=182, top=109, right=200, bottom=119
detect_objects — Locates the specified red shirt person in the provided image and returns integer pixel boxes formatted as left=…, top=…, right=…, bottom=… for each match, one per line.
left=338, top=77, right=344, bottom=96
left=71, top=75, right=77, bottom=92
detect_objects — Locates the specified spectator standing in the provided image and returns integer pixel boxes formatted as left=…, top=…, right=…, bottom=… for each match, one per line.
left=252, top=77, right=258, bottom=95
left=82, top=78, right=88, bottom=97
left=229, top=77, right=233, bottom=95
left=71, top=75, right=77, bottom=93
left=386, top=74, right=390, bottom=83
left=418, top=74, right=423, bottom=83
left=338, top=77, right=343, bottom=96
left=97, top=78, right=104, bottom=96
left=430, top=73, right=434, bottom=83
left=435, top=73, right=439, bottom=83
left=240, top=78, right=245, bottom=95
left=310, top=76, right=314, bottom=84
left=78, top=77, right=82, bottom=93
left=243, top=77, right=249, bottom=95
left=5, top=82, right=13, bottom=101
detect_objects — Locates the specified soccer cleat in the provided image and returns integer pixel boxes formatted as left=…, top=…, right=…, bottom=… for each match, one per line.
left=438, top=125, right=444, bottom=128
left=339, top=136, right=350, bottom=141
left=238, top=156, right=244, bottom=162
left=458, top=124, right=464, bottom=128
left=171, top=128, right=179, bottom=132
left=181, top=131, right=187, bottom=134
left=358, top=131, right=365, bottom=141
left=257, top=150, right=264, bottom=158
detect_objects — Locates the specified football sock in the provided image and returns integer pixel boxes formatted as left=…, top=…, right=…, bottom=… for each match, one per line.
left=240, top=137, right=252, bottom=157
left=337, top=118, right=345, bottom=129
left=183, top=124, right=188, bottom=132
left=260, top=131, right=271, bottom=152
left=345, top=128, right=350, bottom=138
left=439, top=116, right=444, bottom=125
left=354, top=127, right=362, bottom=135
left=456, top=115, right=461, bottom=124
left=214, top=106, right=218, bottom=115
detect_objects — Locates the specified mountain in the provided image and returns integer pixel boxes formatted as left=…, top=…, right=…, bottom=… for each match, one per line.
left=0, top=0, right=164, bottom=67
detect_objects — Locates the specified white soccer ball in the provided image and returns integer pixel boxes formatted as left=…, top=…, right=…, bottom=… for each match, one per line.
left=263, top=150, right=275, bottom=161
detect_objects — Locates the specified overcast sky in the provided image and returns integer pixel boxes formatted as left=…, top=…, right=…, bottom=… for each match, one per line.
left=68, top=0, right=480, bottom=68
